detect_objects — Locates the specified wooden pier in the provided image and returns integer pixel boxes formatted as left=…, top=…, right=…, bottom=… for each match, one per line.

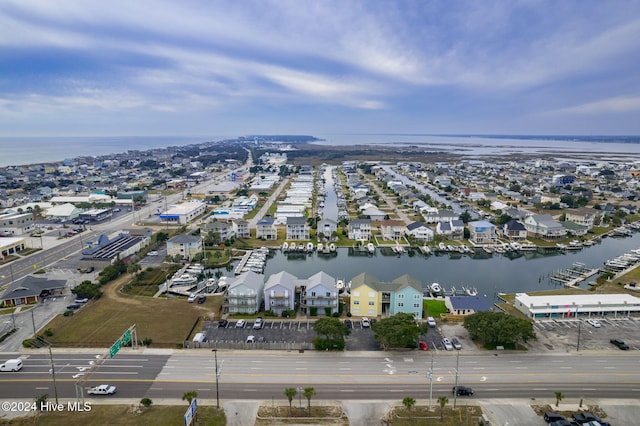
left=549, top=262, right=599, bottom=288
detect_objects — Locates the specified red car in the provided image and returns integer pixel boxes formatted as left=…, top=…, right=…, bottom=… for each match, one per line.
left=419, top=341, right=428, bottom=351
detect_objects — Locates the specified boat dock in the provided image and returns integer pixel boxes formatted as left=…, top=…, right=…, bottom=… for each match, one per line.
left=549, top=262, right=599, bottom=288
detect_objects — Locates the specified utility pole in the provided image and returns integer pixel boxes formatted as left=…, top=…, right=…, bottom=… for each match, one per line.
left=212, top=349, right=220, bottom=409
left=47, top=343, right=59, bottom=405
left=428, top=350, right=434, bottom=411
left=453, top=350, right=460, bottom=408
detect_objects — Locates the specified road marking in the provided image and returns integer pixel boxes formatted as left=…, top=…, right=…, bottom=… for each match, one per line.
left=560, top=367, right=572, bottom=369
left=514, top=367, right=528, bottom=370
left=533, top=388, right=548, bottom=391
left=250, top=368, right=263, bottom=370
left=389, top=390, right=403, bottom=392
left=295, top=368, right=307, bottom=370
left=472, top=367, right=485, bottom=370
left=339, top=368, right=352, bottom=371
left=583, top=388, right=597, bottom=391
left=509, top=360, right=523, bottom=363
left=35, top=387, right=49, bottom=390
left=251, top=360, right=264, bottom=363
left=604, top=366, right=616, bottom=369
left=243, top=389, right=257, bottom=392
left=295, top=361, right=307, bottom=364
left=339, top=390, right=354, bottom=392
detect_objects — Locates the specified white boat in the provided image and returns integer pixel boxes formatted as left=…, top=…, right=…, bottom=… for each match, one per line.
left=438, top=242, right=446, bottom=251
left=520, top=242, right=537, bottom=251
left=430, top=282, right=443, bottom=295
left=306, top=242, right=314, bottom=252
left=510, top=242, right=521, bottom=251
left=171, top=274, right=197, bottom=286
left=329, top=243, right=336, bottom=252
left=282, top=241, right=289, bottom=252
left=465, top=287, right=478, bottom=296
left=420, top=245, right=432, bottom=255
left=367, top=242, right=375, bottom=254
left=317, top=243, right=323, bottom=252
left=217, top=276, right=228, bottom=291
left=395, top=244, right=405, bottom=254
left=336, top=279, right=344, bottom=290
left=290, top=242, right=297, bottom=251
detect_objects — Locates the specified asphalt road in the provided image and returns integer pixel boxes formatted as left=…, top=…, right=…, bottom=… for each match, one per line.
left=2, top=351, right=640, bottom=401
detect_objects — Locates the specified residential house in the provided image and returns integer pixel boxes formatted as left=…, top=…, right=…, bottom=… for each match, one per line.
left=256, top=217, right=278, bottom=240
left=286, top=216, right=310, bottom=240
left=389, top=274, right=423, bottom=319
left=166, top=234, right=203, bottom=260
left=501, top=220, right=527, bottom=240
left=264, top=271, right=299, bottom=316
left=380, top=220, right=405, bottom=241
left=523, top=214, right=567, bottom=240
left=348, top=218, right=371, bottom=241
left=205, top=221, right=234, bottom=242
left=405, top=221, right=434, bottom=242
left=349, top=272, right=383, bottom=317
left=360, top=206, right=387, bottom=221
left=232, top=219, right=250, bottom=238
left=224, top=271, right=264, bottom=314
left=317, top=218, right=337, bottom=240
left=300, top=271, right=338, bottom=315
left=564, top=208, right=598, bottom=230
left=467, top=220, right=497, bottom=244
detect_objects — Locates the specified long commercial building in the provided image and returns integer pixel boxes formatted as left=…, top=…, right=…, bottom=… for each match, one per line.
left=514, top=293, right=640, bottom=319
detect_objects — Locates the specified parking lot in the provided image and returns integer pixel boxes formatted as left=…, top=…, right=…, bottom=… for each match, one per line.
left=201, top=318, right=449, bottom=351
left=532, top=316, right=640, bottom=352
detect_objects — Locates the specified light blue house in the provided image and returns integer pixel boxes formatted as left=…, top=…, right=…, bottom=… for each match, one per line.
left=264, top=271, right=299, bottom=315
left=301, top=271, right=338, bottom=315
left=389, top=274, right=423, bottom=319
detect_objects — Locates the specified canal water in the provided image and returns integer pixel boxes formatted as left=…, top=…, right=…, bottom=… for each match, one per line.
left=259, top=233, right=640, bottom=297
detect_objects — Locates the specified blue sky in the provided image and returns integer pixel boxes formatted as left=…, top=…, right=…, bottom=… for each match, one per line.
left=1, top=0, right=639, bottom=137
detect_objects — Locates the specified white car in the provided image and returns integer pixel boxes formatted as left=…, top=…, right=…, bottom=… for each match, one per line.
left=235, top=319, right=246, bottom=328
left=361, top=317, right=371, bottom=328
left=442, top=338, right=454, bottom=351
left=187, top=294, right=197, bottom=303
left=587, top=319, right=602, bottom=328
left=253, top=317, right=264, bottom=330
left=147, top=251, right=158, bottom=256
left=427, top=317, right=437, bottom=328
left=74, top=298, right=89, bottom=304
left=87, top=384, right=116, bottom=395
left=246, top=335, right=256, bottom=343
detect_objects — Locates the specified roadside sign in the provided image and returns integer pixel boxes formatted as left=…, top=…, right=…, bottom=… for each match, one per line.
left=184, top=398, right=197, bottom=425
left=109, top=339, right=122, bottom=358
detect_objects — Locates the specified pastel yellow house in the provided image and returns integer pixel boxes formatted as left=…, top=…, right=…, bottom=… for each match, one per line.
left=349, top=272, right=424, bottom=318
left=349, top=272, right=382, bottom=317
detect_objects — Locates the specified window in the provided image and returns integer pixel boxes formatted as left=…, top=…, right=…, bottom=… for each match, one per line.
left=354, top=300, right=360, bottom=305
left=368, top=292, right=375, bottom=298
left=398, top=294, right=404, bottom=299
left=398, top=302, right=404, bottom=307
left=414, top=294, right=420, bottom=299
left=311, top=292, right=316, bottom=297
left=326, top=292, right=331, bottom=297
left=414, top=303, right=420, bottom=308
left=368, top=301, right=374, bottom=306
left=353, top=291, right=360, bottom=297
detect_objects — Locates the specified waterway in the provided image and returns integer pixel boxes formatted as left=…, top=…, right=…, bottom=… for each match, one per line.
left=259, top=233, right=640, bottom=297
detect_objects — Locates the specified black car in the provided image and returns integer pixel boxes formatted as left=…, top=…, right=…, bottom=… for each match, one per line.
left=549, top=420, right=574, bottom=426
left=544, top=412, right=567, bottom=423
left=197, top=295, right=206, bottom=304
left=572, top=412, right=605, bottom=425
left=452, top=386, right=473, bottom=396
left=218, top=319, right=229, bottom=328
left=610, top=338, right=630, bottom=350
left=66, top=304, right=81, bottom=310
left=344, top=319, right=352, bottom=329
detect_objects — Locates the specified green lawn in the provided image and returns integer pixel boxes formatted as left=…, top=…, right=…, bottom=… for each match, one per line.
left=423, top=300, right=447, bottom=318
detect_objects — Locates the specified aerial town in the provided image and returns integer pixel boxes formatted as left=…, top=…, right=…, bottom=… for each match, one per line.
left=1, top=137, right=639, bottom=424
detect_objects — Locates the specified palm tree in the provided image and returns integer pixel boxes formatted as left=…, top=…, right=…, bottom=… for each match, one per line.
left=437, top=395, right=448, bottom=421
left=402, top=396, right=416, bottom=412
left=182, top=391, right=197, bottom=404
left=284, top=388, right=297, bottom=415
left=303, top=387, right=316, bottom=416
left=554, top=391, right=564, bottom=407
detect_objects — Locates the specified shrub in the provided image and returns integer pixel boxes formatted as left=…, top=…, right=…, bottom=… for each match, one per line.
left=63, top=310, right=74, bottom=317
left=44, top=328, right=53, bottom=337
left=140, top=398, right=153, bottom=407
left=324, top=307, right=332, bottom=316
left=332, top=312, right=340, bottom=318
left=346, top=312, right=352, bottom=317
left=141, top=338, right=152, bottom=346
left=310, top=307, right=318, bottom=316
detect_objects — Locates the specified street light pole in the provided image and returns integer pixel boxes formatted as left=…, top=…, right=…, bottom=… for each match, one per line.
left=453, top=350, right=460, bottom=408
left=428, top=350, right=434, bottom=411
left=212, top=349, right=220, bottom=409
left=576, top=305, right=582, bottom=352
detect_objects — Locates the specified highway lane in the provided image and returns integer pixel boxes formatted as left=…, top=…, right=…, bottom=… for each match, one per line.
left=2, top=352, right=640, bottom=401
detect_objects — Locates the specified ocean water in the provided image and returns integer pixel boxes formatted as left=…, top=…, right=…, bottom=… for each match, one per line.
left=0, top=136, right=227, bottom=168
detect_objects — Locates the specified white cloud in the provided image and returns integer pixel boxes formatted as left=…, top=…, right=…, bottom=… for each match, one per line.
left=543, top=95, right=640, bottom=116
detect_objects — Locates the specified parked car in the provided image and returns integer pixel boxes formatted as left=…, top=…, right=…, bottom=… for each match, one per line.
left=253, top=317, right=264, bottom=330
left=257, top=336, right=266, bottom=343
left=218, top=319, right=229, bottom=328
left=187, top=294, right=197, bottom=303
left=87, top=384, right=117, bottom=395
left=147, top=251, right=158, bottom=256
left=74, top=298, right=89, bottom=304
left=197, top=295, right=206, bottom=304
left=451, top=337, right=462, bottom=350
left=66, top=304, right=81, bottom=310
left=361, top=317, right=371, bottom=328
left=586, top=319, right=602, bottom=328
left=246, top=335, right=255, bottom=343
left=572, top=411, right=605, bottom=425
left=427, top=317, right=437, bottom=328
left=235, top=319, right=246, bottom=328
left=344, top=319, right=352, bottom=329
left=452, top=386, right=473, bottom=396
left=610, top=338, right=630, bottom=350
left=442, top=338, right=454, bottom=351
left=544, top=412, right=567, bottom=423
left=548, top=420, right=573, bottom=426
left=419, top=341, right=428, bottom=351
left=0, top=359, right=23, bottom=372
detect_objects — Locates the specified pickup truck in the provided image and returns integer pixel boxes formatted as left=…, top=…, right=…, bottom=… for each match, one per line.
left=610, top=338, right=630, bottom=350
